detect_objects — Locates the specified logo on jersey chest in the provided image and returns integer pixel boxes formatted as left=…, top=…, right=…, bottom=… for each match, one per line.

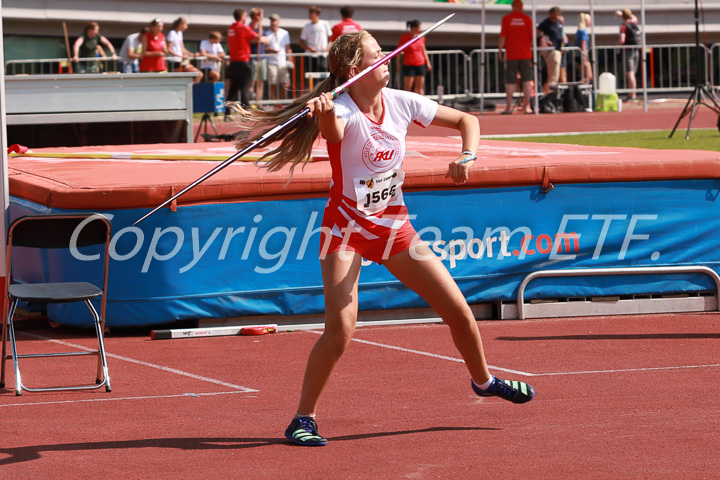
left=361, top=131, right=401, bottom=172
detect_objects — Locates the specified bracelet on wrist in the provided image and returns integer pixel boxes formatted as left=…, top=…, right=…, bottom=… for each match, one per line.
left=460, top=150, right=477, bottom=164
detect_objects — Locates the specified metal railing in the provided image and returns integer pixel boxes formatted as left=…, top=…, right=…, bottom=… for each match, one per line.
left=468, top=45, right=587, bottom=100
left=6, top=43, right=720, bottom=105
left=710, top=43, right=720, bottom=93
left=595, top=43, right=711, bottom=94
left=516, top=266, right=720, bottom=320
left=425, top=50, right=470, bottom=99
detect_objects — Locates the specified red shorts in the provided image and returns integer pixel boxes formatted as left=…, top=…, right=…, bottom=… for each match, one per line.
left=319, top=219, right=420, bottom=264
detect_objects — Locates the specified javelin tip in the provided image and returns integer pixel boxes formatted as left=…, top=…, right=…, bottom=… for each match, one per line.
left=418, top=13, right=455, bottom=38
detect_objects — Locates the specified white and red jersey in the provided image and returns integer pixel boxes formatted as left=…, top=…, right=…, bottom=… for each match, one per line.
left=323, top=88, right=438, bottom=241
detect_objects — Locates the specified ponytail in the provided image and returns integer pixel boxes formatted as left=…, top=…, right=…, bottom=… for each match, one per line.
left=230, top=30, right=371, bottom=180
left=229, top=75, right=340, bottom=177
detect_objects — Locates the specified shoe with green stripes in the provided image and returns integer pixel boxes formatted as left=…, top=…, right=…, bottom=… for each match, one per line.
left=285, top=417, right=328, bottom=446
left=472, top=376, right=535, bottom=404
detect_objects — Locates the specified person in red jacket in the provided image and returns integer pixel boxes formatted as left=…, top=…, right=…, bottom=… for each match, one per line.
left=498, top=0, right=534, bottom=114
left=226, top=8, right=263, bottom=109
left=330, top=6, right=362, bottom=42
left=139, top=19, right=168, bottom=73
left=397, top=20, right=432, bottom=94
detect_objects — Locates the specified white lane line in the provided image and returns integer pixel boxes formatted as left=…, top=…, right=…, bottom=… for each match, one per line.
left=532, top=363, right=720, bottom=376
left=306, top=330, right=533, bottom=377
left=21, top=333, right=258, bottom=392
left=0, top=391, right=248, bottom=408
left=305, top=331, right=720, bottom=377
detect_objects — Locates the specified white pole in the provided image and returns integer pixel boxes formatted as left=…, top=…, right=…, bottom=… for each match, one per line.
left=589, top=0, right=598, bottom=97
left=0, top=0, right=11, bottom=305
left=641, top=0, right=648, bottom=111
left=532, top=0, right=539, bottom=114
left=480, top=0, right=487, bottom=114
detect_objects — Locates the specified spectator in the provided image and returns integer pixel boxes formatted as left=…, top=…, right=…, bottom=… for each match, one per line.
left=575, top=13, right=593, bottom=85
left=498, top=0, right=534, bottom=114
left=227, top=8, right=262, bottom=110
left=397, top=20, right=432, bottom=95
left=166, top=17, right=203, bottom=82
left=139, top=18, right=168, bottom=73
left=331, top=6, right=362, bottom=42
left=199, top=31, right=226, bottom=83
left=537, top=6, right=565, bottom=94
left=559, top=18, right=568, bottom=84
left=265, top=14, right=293, bottom=100
left=119, top=26, right=148, bottom=74
left=299, top=5, right=332, bottom=73
left=72, top=22, right=116, bottom=73
left=249, top=8, right=269, bottom=106
left=616, top=8, right=640, bottom=101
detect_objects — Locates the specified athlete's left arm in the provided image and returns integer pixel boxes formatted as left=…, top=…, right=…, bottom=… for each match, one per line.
left=432, top=105, right=479, bottom=184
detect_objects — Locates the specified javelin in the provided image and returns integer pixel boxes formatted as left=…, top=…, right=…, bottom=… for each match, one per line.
left=134, top=13, right=454, bottom=225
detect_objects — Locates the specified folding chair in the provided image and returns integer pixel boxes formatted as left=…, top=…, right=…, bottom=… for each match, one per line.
left=1, top=213, right=112, bottom=396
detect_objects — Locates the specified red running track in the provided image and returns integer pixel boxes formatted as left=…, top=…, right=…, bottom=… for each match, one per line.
left=3, top=100, right=718, bottom=478
left=1, top=313, right=719, bottom=478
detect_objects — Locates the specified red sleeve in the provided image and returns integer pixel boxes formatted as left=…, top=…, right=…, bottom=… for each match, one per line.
left=526, top=16, right=533, bottom=42
left=242, top=24, right=258, bottom=41
left=331, top=24, right=340, bottom=42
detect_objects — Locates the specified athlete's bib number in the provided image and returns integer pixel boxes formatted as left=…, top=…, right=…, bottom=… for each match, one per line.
left=354, top=169, right=404, bottom=215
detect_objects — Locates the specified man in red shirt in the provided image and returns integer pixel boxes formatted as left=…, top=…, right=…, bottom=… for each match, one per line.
left=498, top=0, right=534, bottom=114
left=331, top=6, right=362, bottom=42
left=227, top=8, right=262, bottom=109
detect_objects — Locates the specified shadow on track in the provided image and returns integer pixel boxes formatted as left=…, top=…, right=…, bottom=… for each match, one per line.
left=0, top=426, right=499, bottom=465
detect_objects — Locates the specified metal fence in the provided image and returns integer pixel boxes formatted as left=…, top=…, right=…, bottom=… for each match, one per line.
left=710, top=43, right=720, bottom=93
left=596, top=43, right=711, bottom=94
left=6, top=42, right=720, bottom=104
left=467, top=45, right=586, bottom=99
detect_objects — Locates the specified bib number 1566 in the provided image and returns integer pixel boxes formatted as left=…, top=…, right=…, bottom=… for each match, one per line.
left=355, top=169, right=404, bottom=215
left=365, top=184, right=397, bottom=208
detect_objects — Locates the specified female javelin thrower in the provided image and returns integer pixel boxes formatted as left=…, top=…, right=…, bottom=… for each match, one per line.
left=230, top=30, right=535, bottom=447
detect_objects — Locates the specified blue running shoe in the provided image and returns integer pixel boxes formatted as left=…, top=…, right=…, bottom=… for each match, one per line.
left=472, top=376, right=535, bottom=404
left=285, top=417, right=328, bottom=446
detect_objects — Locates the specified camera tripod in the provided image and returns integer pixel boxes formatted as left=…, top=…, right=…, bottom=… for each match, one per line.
left=194, top=113, right=233, bottom=143
left=669, top=0, right=720, bottom=139
left=669, top=84, right=720, bottom=140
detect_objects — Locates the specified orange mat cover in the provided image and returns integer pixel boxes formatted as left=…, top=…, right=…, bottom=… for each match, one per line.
left=9, top=138, right=720, bottom=210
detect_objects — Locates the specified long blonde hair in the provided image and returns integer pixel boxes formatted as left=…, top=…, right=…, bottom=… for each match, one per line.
left=230, top=30, right=371, bottom=177
left=577, top=13, right=591, bottom=30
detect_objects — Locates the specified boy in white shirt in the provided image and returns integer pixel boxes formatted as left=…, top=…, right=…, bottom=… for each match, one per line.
left=199, top=31, right=226, bottom=83
left=299, top=5, right=332, bottom=73
left=265, top=14, right=293, bottom=100
left=119, top=27, right=147, bottom=73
